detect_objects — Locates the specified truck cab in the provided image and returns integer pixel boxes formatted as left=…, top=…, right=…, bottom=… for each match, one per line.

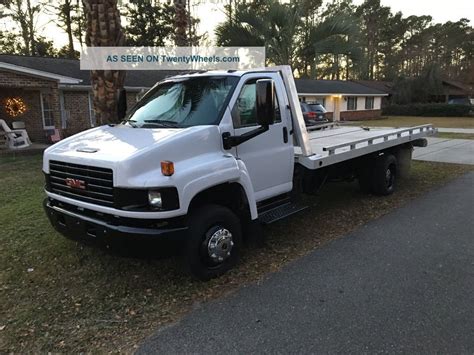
left=43, top=66, right=435, bottom=280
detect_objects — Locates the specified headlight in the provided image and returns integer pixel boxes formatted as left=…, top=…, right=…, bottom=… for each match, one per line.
left=148, top=191, right=162, bottom=209
left=115, top=188, right=179, bottom=211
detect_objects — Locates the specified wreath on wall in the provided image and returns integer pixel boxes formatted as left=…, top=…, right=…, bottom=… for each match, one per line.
left=4, top=97, right=28, bottom=117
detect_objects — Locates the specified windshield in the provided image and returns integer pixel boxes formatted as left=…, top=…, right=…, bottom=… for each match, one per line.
left=125, top=76, right=238, bottom=128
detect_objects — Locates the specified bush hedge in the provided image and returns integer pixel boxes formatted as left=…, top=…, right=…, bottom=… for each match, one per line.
left=382, top=103, right=471, bottom=117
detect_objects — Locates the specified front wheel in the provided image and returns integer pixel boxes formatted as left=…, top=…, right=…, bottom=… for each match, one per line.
left=184, top=204, right=242, bottom=281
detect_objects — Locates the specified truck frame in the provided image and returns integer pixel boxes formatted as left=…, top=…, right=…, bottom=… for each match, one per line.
left=43, top=66, right=436, bottom=280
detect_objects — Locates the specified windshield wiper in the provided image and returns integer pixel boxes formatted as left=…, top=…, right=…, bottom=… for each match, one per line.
left=143, top=120, right=181, bottom=128
left=125, top=119, right=139, bottom=128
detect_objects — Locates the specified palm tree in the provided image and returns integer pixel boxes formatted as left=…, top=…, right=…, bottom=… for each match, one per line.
left=215, top=0, right=362, bottom=78
left=216, top=1, right=301, bottom=66
left=174, top=0, right=188, bottom=46
left=301, top=14, right=362, bottom=79
left=83, top=0, right=125, bottom=124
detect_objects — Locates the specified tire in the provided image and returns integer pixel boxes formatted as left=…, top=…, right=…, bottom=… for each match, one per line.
left=372, top=154, right=397, bottom=196
left=184, top=204, right=242, bottom=281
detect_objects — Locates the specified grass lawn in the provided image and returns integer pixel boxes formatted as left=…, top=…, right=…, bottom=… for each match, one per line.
left=346, top=115, right=474, bottom=129
left=1, top=155, right=473, bottom=352
left=436, top=132, right=474, bottom=140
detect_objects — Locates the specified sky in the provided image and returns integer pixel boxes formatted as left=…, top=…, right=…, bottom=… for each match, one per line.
left=351, top=0, right=473, bottom=23
left=0, top=0, right=472, bottom=49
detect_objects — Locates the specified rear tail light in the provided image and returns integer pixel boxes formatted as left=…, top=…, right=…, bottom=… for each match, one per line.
left=307, top=112, right=317, bottom=118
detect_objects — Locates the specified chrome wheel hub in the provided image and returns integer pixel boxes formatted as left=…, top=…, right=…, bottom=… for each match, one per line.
left=207, top=228, right=234, bottom=263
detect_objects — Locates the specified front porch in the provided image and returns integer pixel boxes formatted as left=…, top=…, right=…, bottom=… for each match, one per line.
left=0, top=70, right=61, bottom=145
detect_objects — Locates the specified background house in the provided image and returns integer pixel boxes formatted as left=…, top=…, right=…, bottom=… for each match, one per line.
left=295, top=79, right=388, bottom=121
left=352, top=80, right=393, bottom=107
left=1, top=54, right=388, bottom=143
left=438, top=79, right=472, bottom=103
left=354, top=78, right=472, bottom=106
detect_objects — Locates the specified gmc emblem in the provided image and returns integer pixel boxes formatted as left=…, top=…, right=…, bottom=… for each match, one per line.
left=65, top=178, right=86, bottom=190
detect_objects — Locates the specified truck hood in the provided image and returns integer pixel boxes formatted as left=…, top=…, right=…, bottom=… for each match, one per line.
left=43, top=124, right=229, bottom=187
left=44, top=125, right=183, bottom=162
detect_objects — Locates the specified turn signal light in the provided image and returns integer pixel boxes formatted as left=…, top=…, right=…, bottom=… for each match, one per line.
left=161, top=161, right=174, bottom=176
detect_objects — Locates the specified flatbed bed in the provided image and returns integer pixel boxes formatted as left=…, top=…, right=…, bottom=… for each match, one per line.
left=295, top=123, right=437, bottom=169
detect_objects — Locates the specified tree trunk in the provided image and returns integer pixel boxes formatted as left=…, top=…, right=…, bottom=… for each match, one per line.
left=26, top=0, right=36, bottom=55
left=76, top=0, right=85, bottom=48
left=13, top=0, right=30, bottom=55
left=83, top=0, right=126, bottom=125
left=187, top=0, right=192, bottom=39
left=345, top=54, right=349, bottom=80
left=174, top=0, right=188, bottom=46
left=64, top=0, right=76, bottom=58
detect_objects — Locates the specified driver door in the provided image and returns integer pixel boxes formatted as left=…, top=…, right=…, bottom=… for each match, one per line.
left=230, top=74, right=294, bottom=201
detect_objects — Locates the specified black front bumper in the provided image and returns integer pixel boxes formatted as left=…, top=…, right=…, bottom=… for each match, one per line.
left=43, top=198, right=188, bottom=245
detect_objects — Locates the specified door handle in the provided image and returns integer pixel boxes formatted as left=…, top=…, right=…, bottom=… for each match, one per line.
left=283, top=127, right=288, bottom=143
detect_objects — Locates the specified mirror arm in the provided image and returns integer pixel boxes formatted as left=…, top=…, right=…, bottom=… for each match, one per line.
left=222, top=125, right=269, bottom=150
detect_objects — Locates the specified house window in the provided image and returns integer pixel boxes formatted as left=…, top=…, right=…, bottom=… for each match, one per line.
left=88, top=92, right=96, bottom=127
left=347, top=96, right=357, bottom=110
left=365, top=96, right=374, bottom=110
left=40, top=92, right=55, bottom=129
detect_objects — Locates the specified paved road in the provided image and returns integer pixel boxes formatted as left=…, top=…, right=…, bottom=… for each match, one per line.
left=139, top=173, right=474, bottom=354
left=414, top=137, right=474, bottom=165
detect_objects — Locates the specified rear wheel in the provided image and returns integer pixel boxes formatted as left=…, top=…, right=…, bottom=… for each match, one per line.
left=372, top=154, right=397, bottom=195
left=184, top=204, right=242, bottom=281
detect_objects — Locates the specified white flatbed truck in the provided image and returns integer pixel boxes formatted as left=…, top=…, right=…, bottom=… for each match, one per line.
left=43, top=66, right=436, bottom=280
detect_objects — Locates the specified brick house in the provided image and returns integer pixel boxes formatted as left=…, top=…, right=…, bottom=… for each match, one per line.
left=0, top=54, right=389, bottom=144
left=0, top=54, right=178, bottom=143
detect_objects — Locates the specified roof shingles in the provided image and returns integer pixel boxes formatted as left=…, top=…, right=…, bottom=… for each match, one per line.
left=295, top=78, right=387, bottom=95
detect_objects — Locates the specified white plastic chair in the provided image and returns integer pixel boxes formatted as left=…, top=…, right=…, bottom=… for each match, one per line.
left=0, top=119, right=31, bottom=149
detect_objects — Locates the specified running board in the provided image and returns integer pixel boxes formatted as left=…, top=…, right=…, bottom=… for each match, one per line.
left=258, top=202, right=308, bottom=224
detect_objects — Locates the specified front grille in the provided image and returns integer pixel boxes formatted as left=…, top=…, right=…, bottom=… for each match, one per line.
left=49, top=160, right=114, bottom=207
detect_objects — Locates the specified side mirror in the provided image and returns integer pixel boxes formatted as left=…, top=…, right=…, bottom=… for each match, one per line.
left=256, top=79, right=275, bottom=127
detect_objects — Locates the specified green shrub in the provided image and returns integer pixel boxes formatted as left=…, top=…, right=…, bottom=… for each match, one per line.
left=383, top=103, right=471, bottom=117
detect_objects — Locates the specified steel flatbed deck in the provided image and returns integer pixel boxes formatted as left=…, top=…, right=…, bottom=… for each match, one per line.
left=275, top=65, right=437, bottom=170
left=295, top=123, right=437, bottom=169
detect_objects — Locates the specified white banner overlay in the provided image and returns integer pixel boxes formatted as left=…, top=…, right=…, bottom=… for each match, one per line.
left=80, top=47, right=266, bottom=70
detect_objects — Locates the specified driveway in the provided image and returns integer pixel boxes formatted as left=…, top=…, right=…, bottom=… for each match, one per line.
left=414, top=137, right=474, bottom=165
left=138, top=172, right=474, bottom=354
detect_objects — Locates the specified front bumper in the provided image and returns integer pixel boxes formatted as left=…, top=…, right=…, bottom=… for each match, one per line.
left=43, top=198, right=188, bottom=245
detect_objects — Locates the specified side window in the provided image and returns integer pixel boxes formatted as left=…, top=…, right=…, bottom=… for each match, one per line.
left=232, top=79, right=281, bottom=128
